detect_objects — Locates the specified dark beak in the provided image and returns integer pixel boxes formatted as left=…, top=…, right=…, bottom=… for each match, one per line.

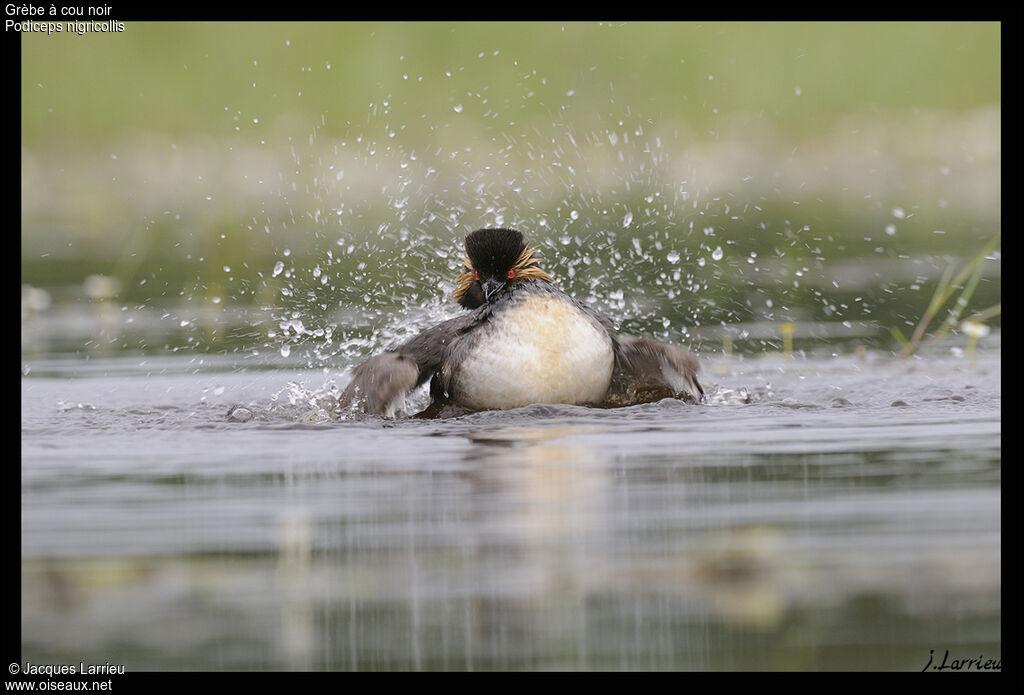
left=481, top=277, right=504, bottom=302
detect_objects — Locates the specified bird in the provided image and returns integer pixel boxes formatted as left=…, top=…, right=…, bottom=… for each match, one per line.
left=338, top=228, right=702, bottom=418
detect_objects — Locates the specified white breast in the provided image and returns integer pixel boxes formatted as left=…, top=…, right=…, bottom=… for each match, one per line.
left=453, top=293, right=614, bottom=411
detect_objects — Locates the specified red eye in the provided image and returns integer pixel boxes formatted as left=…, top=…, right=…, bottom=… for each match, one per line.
left=507, top=269, right=515, bottom=279
left=474, top=271, right=479, bottom=281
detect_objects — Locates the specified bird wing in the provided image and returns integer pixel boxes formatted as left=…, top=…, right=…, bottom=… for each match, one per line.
left=605, top=333, right=704, bottom=407
left=576, top=302, right=703, bottom=406
left=337, top=351, right=421, bottom=418
left=338, top=313, right=479, bottom=417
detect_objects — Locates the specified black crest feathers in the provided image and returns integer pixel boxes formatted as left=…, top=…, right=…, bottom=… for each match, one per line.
left=464, top=228, right=526, bottom=278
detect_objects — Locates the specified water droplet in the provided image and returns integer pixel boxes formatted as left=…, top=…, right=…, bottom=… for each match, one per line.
left=885, top=224, right=896, bottom=236
left=711, top=246, right=724, bottom=261
left=570, top=210, right=579, bottom=220
left=272, top=261, right=285, bottom=277
left=453, top=104, right=463, bottom=113
left=622, top=211, right=633, bottom=228
left=667, top=250, right=680, bottom=264
left=281, top=344, right=291, bottom=358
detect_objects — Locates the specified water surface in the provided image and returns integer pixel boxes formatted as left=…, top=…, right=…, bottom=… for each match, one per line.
left=21, top=347, right=1001, bottom=670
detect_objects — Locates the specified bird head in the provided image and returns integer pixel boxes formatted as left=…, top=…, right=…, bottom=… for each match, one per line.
left=453, top=228, right=553, bottom=308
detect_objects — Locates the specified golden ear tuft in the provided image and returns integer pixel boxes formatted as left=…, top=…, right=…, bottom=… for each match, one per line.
left=452, top=255, right=476, bottom=303
left=513, top=246, right=554, bottom=284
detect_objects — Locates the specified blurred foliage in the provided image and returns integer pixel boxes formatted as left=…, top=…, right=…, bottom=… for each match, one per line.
left=22, top=22, right=1000, bottom=144
left=21, top=22, right=1001, bottom=358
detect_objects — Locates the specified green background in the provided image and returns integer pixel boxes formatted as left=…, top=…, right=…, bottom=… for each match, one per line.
left=20, top=21, right=1001, bottom=356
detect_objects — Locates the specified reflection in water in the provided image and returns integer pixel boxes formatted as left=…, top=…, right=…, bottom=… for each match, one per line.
left=277, top=512, right=314, bottom=671
left=459, top=426, right=613, bottom=668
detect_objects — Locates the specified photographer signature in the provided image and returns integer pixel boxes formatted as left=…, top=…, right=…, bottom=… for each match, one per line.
left=922, top=649, right=1000, bottom=672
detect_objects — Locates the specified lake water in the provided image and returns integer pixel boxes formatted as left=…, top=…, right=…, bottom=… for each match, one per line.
left=20, top=339, right=1001, bottom=671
